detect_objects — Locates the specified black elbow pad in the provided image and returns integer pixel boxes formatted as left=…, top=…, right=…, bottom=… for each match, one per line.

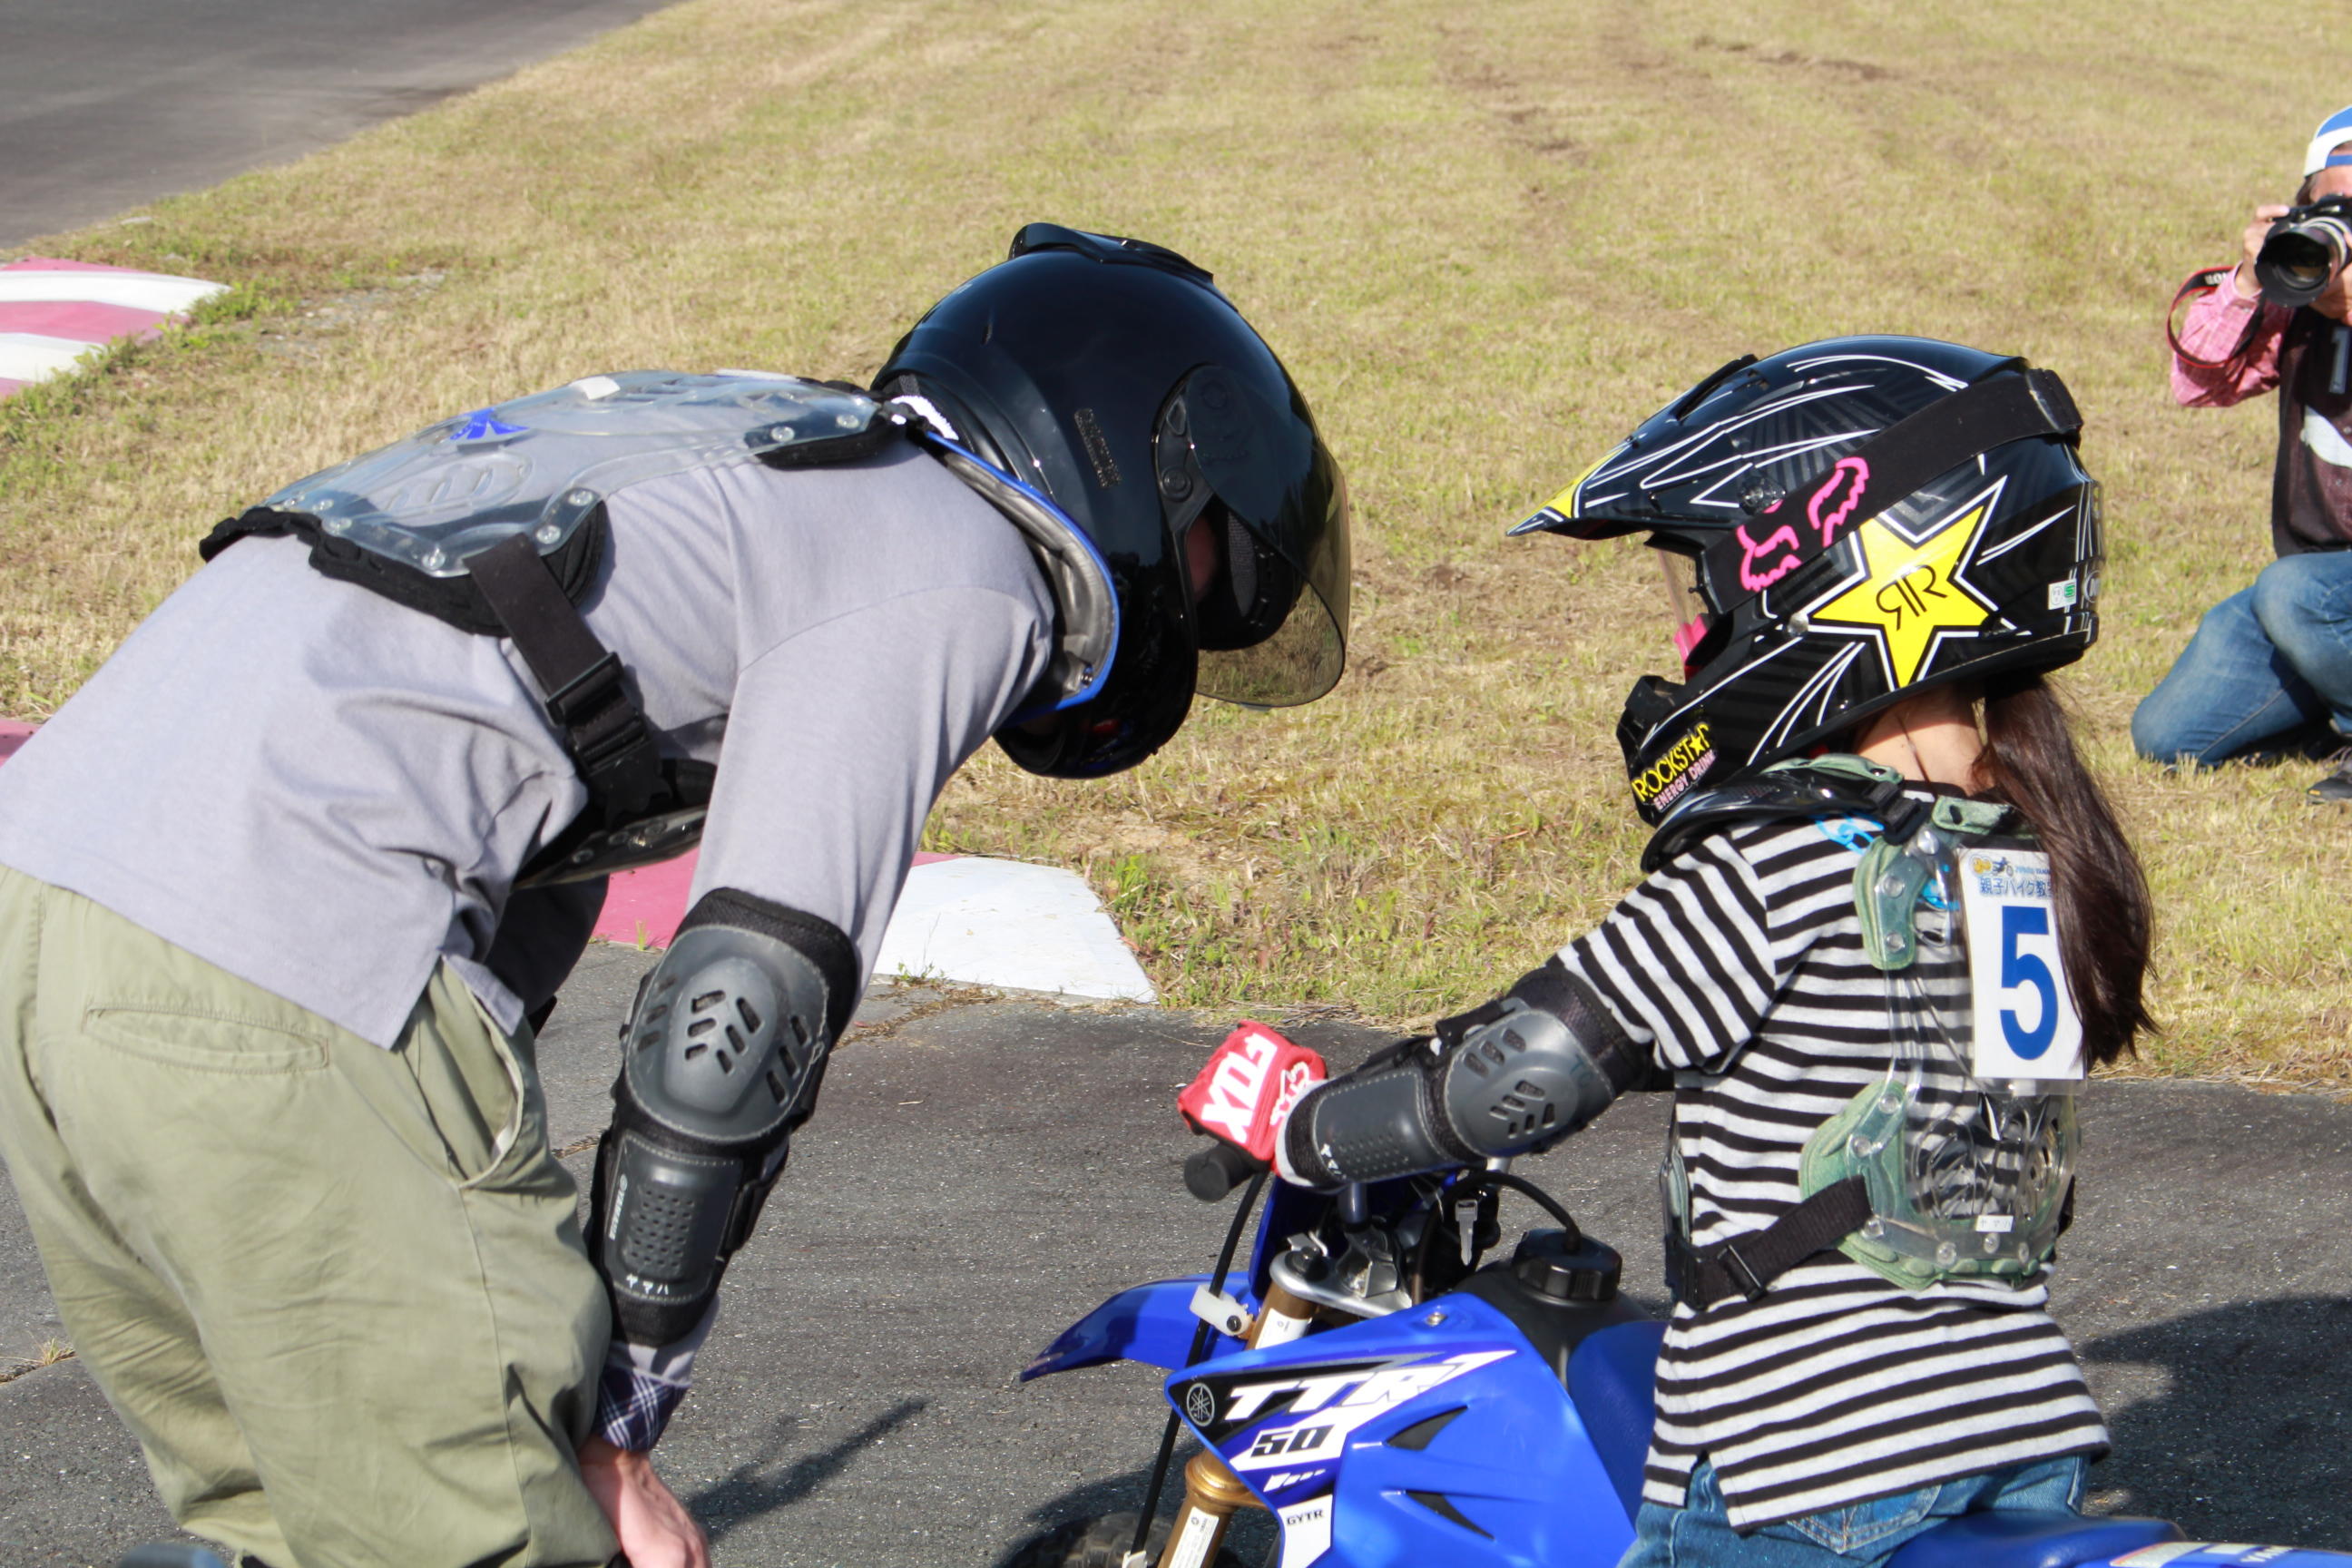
left=1282, top=961, right=1647, bottom=1186
left=588, top=889, right=858, bottom=1347
left=1434, top=960, right=1647, bottom=1159
left=1282, top=1050, right=1475, bottom=1188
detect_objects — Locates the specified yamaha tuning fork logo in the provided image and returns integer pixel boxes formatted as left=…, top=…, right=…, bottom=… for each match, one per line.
left=1182, top=1382, right=1218, bottom=1426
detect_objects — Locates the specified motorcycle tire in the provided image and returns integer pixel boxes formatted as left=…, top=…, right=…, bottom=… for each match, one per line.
left=1002, top=1510, right=1251, bottom=1568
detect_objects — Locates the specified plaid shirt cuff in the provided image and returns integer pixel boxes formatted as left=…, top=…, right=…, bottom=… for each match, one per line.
left=593, top=1358, right=691, bottom=1452
left=591, top=1303, right=716, bottom=1452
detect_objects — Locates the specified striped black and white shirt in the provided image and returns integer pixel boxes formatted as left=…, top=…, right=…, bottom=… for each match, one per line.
left=1559, top=816, right=2106, bottom=1529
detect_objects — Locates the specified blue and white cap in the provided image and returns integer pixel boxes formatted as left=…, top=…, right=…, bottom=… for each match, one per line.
left=2305, top=104, right=2352, bottom=177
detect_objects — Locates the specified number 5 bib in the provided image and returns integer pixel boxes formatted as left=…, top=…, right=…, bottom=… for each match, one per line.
left=1956, top=847, right=2084, bottom=1081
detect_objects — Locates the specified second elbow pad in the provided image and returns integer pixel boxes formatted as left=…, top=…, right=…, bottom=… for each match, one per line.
left=1282, top=962, right=1646, bottom=1186
left=1436, top=990, right=1632, bottom=1158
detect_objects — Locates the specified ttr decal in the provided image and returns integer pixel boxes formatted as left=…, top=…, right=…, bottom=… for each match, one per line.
left=1215, top=1349, right=1514, bottom=1474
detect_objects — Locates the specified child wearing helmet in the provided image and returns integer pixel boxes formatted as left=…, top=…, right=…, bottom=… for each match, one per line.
left=1190, top=338, right=2151, bottom=1566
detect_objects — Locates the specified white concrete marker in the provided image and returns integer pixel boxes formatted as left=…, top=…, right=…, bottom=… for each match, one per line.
left=0, top=268, right=228, bottom=314
left=875, top=857, right=1157, bottom=1002
left=0, top=259, right=232, bottom=398
left=0, top=331, right=103, bottom=383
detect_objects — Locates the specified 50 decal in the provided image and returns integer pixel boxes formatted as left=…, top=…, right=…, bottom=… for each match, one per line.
left=1249, top=1425, right=1336, bottom=1460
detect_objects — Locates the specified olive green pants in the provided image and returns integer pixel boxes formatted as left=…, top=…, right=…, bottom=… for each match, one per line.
left=0, top=867, right=620, bottom=1568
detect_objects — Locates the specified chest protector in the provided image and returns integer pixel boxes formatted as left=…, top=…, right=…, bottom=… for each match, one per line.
left=1804, top=796, right=2083, bottom=1289
left=201, top=372, right=1115, bottom=885
left=1654, top=760, right=2082, bottom=1301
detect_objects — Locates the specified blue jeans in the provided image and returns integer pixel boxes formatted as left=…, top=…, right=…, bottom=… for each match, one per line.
left=1616, top=1455, right=2089, bottom=1568
left=2132, top=552, right=2352, bottom=766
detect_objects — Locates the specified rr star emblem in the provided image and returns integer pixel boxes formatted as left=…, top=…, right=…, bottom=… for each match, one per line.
left=1804, top=485, right=1999, bottom=686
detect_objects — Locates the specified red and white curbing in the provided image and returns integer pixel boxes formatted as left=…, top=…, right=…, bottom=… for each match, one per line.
left=0, top=258, right=229, bottom=398
left=596, top=848, right=1156, bottom=1002
left=0, top=723, right=1154, bottom=1002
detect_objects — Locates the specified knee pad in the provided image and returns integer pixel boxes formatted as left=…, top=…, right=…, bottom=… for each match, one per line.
left=590, top=890, right=858, bottom=1346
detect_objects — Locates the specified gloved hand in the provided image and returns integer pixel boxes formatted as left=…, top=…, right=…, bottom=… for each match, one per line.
left=1179, top=1021, right=1327, bottom=1174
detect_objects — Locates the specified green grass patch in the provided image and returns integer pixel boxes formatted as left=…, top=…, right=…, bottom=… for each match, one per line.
left=4, top=0, right=2347, bottom=1083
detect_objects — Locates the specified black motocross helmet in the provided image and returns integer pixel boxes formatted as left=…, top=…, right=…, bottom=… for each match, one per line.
left=1514, top=337, right=2100, bottom=826
left=877, top=224, right=1351, bottom=778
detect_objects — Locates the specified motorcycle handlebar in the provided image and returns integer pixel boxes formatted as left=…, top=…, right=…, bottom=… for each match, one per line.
left=1184, top=1141, right=1266, bottom=1202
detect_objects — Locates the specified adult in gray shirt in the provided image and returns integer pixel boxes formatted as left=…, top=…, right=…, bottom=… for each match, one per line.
left=0, top=226, right=1351, bottom=1568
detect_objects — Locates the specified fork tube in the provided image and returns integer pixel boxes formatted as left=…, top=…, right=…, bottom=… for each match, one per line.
left=1156, top=1451, right=1256, bottom=1568
left=1249, top=1279, right=1315, bottom=1348
left=1152, top=1283, right=1311, bottom=1568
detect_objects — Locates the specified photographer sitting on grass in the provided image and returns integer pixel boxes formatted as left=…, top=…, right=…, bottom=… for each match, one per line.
left=2134, top=104, right=2352, bottom=801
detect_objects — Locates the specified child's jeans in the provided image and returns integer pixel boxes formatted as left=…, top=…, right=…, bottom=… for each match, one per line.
left=1618, top=1455, right=2089, bottom=1568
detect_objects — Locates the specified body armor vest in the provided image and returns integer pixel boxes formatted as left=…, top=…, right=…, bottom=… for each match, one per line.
left=1652, top=760, right=2081, bottom=1304
left=201, top=372, right=1115, bottom=884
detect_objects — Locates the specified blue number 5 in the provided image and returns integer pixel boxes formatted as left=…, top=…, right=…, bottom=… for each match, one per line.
left=1999, top=904, right=2056, bottom=1059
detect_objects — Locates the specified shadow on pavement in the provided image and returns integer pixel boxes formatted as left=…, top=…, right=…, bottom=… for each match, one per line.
left=691, top=1397, right=928, bottom=1544
left=984, top=1452, right=1279, bottom=1568
left=2083, top=1295, right=2352, bottom=1544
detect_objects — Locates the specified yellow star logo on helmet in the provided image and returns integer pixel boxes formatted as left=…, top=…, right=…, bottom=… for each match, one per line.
left=1806, top=487, right=1999, bottom=686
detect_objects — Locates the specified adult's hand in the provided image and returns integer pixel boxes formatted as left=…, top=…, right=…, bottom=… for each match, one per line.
left=2235, top=203, right=2293, bottom=299
left=578, top=1436, right=711, bottom=1568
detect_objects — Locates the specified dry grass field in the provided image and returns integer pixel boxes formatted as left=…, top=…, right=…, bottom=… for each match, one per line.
left=1, top=0, right=2345, bottom=1083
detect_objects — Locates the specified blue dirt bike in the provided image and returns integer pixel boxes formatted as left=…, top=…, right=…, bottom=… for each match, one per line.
left=1013, top=1141, right=2352, bottom=1568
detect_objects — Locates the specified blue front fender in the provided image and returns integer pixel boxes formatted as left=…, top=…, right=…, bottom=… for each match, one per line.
left=1023, top=1276, right=1253, bottom=1380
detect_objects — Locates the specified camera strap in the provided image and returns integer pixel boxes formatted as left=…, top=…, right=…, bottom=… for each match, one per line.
left=2168, top=265, right=2273, bottom=373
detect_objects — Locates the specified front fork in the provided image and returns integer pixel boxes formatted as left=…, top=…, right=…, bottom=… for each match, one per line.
left=1149, top=1280, right=1317, bottom=1568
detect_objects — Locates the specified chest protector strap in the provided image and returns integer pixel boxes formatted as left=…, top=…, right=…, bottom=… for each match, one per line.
left=463, top=532, right=720, bottom=883
left=466, top=531, right=666, bottom=817
left=1666, top=1178, right=1872, bottom=1309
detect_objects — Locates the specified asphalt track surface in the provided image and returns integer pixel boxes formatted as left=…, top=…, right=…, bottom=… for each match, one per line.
left=7, top=946, right=2352, bottom=1565
left=0, top=0, right=684, bottom=250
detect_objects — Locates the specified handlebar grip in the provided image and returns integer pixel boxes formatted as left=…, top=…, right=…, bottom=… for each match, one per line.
left=1185, top=1142, right=1266, bottom=1202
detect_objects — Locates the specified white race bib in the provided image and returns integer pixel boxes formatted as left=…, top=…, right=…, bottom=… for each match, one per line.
left=1955, top=848, right=2084, bottom=1083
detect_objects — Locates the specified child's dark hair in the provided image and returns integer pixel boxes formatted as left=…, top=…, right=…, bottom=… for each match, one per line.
left=1975, top=671, right=2155, bottom=1064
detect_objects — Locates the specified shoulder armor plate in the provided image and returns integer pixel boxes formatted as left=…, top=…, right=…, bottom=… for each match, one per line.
left=1640, top=755, right=1913, bottom=872
left=251, top=371, right=901, bottom=581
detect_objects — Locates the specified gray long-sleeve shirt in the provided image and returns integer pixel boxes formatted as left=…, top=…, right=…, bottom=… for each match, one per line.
left=0, top=443, right=1056, bottom=1046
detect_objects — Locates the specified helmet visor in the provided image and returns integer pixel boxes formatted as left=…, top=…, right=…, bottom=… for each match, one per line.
left=1158, top=368, right=1351, bottom=706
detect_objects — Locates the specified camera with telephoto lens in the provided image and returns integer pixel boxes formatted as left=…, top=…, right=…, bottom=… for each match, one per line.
left=2255, top=194, right=2352, bottom=309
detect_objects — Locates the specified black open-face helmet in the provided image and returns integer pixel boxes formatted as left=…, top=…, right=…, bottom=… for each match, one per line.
left=877, top=224, right=1351, bottom=778
left=1514, top=337, right=2100, bottom=826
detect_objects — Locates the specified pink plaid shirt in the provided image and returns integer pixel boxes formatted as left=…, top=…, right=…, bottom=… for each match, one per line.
left=2171, top=273, right=2291, bottom=407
